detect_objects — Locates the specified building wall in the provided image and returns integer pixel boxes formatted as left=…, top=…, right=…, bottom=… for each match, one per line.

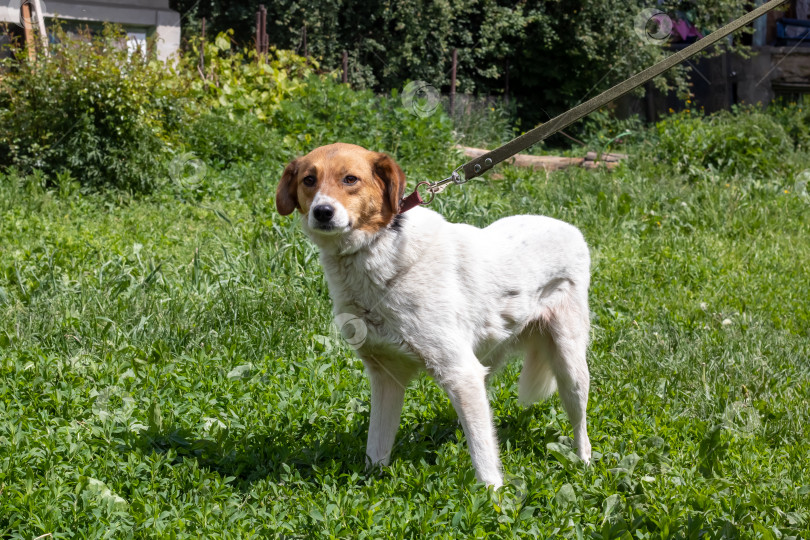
left=757, top=46, right=810, bottom=99
left=0, top=0, right=180, bottom=60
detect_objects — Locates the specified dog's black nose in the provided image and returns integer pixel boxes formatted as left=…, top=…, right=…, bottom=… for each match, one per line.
left=312, top=204, right=335, bottom=223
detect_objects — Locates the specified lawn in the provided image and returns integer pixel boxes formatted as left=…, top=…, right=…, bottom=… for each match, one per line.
left=1, top=116, right=809, bottom=538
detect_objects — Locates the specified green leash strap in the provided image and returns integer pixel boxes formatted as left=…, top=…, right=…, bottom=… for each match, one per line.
left=461, top=0, right=788, bottom=181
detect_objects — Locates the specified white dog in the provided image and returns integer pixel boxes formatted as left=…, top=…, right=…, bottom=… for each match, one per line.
left=276, top=143, right=591, bottom=488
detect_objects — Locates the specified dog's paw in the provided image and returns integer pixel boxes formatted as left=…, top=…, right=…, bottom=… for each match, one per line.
left=479, top=473, right=504, bottom=490
left=364, top=454, right=391, bottom=475
left=577, top=444, right=592, bottom=466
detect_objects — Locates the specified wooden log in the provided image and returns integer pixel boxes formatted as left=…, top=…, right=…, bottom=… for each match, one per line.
left=504, top=61, right=509, bottom=105
left=259, top=5, right=268, bottom=55
left=581, top=160, right=620, bottom=170
left=456, top=145, right=625, bottom=172
left=584, top=151, right=628, bottom=162
left=255, top=11, right=261, bottom=55
left=261, top=6, right=268, bottom=54
left=199, top=17, right=205, bottom=75
left=342, top=50, right=348, bottom=84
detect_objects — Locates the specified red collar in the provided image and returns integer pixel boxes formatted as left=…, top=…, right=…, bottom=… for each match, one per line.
left=398, top=189, right=423, bottom=214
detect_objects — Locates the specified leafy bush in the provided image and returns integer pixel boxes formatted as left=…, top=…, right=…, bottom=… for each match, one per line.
left=182, top=31, right=314, bottom=121
left=655, top=108, right=795, bottom=180
left=450, top=97, right=518, bottom=150
left=579, top=108, right=646, bottom=151
left=177, top=109, right=284, bottom=169
left=0, top=25, right=190, bottom=192
left=764, top=96, right=810, bottom=152
left=269, top=75, right=457, bottom=179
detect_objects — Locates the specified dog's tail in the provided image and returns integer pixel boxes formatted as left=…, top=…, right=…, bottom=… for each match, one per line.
left=518, top=334, right=558, bottom=405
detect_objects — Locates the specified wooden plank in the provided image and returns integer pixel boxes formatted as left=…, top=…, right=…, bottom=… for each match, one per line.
left=21, top=2, right=36, bottom=62
left=31, top=0, right=48, bottom=56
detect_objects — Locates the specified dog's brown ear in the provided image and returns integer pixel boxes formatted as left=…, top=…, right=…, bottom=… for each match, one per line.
left=373, top=153, right=407, bottom=213
left=276, top=159, right=300, bottom=215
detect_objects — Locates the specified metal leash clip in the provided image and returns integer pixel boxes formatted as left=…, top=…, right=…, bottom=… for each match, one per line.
left=415, top=166, right=466, bottom=205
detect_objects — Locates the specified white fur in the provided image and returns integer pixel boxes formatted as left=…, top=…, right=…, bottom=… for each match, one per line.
left=302, top=205, right=592, bottom=488
left=308, top=192, right=351, bottom=232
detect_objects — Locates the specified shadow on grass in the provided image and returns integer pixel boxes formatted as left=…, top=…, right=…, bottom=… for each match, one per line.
left=121, top=405, right=472, bottom=488
left=123, top=420, right=369, bottom=486
left=496, top=404, right=569, bottom=452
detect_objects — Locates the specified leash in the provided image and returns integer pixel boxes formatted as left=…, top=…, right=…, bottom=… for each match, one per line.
left=398, top=0, right=788, bottom=214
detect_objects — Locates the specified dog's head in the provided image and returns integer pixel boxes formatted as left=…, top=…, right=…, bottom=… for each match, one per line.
left=276, top=143, right=407, bottom=245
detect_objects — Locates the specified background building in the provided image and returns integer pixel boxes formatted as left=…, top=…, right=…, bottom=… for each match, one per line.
left=0, top=0, right=180, bottom=60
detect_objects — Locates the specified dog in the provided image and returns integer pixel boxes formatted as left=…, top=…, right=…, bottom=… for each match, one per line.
left=276, top=143, right=591, bottom=488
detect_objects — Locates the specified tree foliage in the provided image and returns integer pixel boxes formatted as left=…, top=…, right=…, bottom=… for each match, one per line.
left=170, top=0, right=750, bottom=125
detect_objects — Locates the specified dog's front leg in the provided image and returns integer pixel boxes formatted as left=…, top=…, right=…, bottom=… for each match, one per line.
left=363, top=356, right=414, bottom=468
left=431, top=356, right=503, bottom=489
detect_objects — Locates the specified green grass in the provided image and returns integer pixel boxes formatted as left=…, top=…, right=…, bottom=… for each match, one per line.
left=1, top=133, right=809, bottom=538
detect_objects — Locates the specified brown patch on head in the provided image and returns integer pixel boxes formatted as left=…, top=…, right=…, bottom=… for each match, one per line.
left=276, top=143, right=407, bottom=234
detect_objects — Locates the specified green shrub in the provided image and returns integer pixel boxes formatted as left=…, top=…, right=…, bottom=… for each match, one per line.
left=451, top=98, right=518, bottom=150
left=0, top=25, right=190, bottom=192
left=270, top=76, right=457, bottom=179
left=579, top=108, right=646, bottom=152
left=765, top=96, right=810, bottom=152
left=181, top=31, right=314, bottom=121
left=655, top=108, right=795, bottom=181
left=177, top=109, right=284, bottom=169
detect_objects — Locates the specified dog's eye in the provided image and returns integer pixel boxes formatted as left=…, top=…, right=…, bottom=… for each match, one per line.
left=343, top=175, right=359, bottom=185
left=302, top=175, right=317, bottom=187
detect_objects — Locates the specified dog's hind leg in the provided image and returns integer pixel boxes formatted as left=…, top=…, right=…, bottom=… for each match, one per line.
left=518, top=332, right=558, bottom=405
left=363, top=356, right=416, bottom=468
left=546, top=298, right=592, bottom=464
